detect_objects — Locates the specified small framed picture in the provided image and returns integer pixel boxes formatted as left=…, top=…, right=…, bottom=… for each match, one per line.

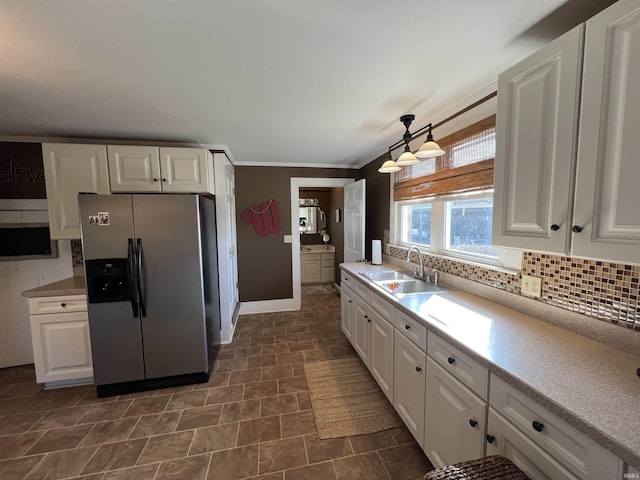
left=98, top=212, right=110, bottom=226
left=89, top=215, right=99, bottom=225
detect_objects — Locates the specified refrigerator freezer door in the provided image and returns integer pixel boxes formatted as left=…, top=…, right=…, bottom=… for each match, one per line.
left=132, top=194, right=208, bottom=378
left=79, top=194, right=146, bottom=385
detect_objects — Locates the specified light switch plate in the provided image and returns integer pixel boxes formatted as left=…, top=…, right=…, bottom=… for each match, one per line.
left=521, top=274, right=542, bottom=298
left=284, top=235, right=292, bottom=244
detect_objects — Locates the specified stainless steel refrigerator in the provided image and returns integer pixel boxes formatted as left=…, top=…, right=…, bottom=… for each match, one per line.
left=79, top=193, right=220, bottom=397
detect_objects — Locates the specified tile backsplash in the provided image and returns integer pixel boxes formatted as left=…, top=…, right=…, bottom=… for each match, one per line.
left=70, top=239, right=83, bottom=267
left=385, top=233, right=640, bottom=331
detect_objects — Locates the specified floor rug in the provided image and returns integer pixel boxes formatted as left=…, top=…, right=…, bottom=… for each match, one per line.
left=304, top=357, right=403, bottom=439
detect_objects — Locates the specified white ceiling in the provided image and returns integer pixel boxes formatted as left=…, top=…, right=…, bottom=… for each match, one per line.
left=0, top=1, right=611, bottom=167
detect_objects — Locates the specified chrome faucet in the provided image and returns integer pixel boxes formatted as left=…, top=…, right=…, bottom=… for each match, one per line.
left=432, top=269, right=440, bottom=286
left=406, top=246, right=425, bottom=280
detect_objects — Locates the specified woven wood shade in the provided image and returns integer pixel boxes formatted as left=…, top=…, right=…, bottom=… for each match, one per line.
left=394, top=115, right=496, bottom=201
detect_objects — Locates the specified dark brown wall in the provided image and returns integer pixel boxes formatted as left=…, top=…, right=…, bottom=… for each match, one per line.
left=358, top=152, right=390, bottom=260
left=328, top=187, right=344, bottom=284
left=236, top=166, right=356, bottom=302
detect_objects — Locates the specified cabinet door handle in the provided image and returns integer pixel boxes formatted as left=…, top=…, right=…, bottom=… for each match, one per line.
left=364, top=315, right=368, bottom=319
left=162, top=178, right=167, bottom=182
left=550, top=224, right=560, bottom=231
left=469, top=419, right=478, bottom=428
left=60, top=303, right=67, bottom=308
left=367, top=318, right=372, bottom=323
left=486, top=434, right=495, bottom=444
left=153, top=178, right=158, bottom=182
left=447, top=357, right=455, bottom=365
left=532, top=420, right=544, bottom=432
left=405, top=324, right=411, bottom=330
left=348, top=300, right=352, bottom=304
left=572, top=225, right=584, bottom=233
left=415, top=366, right=422, bottom=373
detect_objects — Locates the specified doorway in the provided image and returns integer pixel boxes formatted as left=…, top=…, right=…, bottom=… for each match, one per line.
left=290, top=178, right=354, bottom=310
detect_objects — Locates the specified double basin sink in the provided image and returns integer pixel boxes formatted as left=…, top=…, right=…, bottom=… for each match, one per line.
left=359, top=270, right=447, bottom=297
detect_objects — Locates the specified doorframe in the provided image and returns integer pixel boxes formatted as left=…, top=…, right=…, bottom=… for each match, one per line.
left=291, top=177, right=354, bottom=310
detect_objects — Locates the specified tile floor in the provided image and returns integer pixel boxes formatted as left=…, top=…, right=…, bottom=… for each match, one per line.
left=0, top=291, right=433, bottom=480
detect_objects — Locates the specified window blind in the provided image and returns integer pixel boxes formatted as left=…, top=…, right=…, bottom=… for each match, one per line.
left=394, top=115, right=496, bottom=201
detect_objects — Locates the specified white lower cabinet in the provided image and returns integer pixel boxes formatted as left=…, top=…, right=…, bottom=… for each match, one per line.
left=394, top=332, right=426, bottom=447
left=340, top=284, right=355, bottom=342
left=424, top=357, right=486, bottom=469
left=488, top=376, right=623, bottom=479
left=352, top=293, right=371, bottom=367
left=369, top=307, right=394, bottom=403
left=28, top=295, right=93, bottom=387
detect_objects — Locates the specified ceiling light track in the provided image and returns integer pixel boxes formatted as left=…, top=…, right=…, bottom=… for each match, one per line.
left=378, top=91, right=497, bottom=174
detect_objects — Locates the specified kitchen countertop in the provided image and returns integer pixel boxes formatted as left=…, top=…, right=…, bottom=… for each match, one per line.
left=22, top=276, right=87, bottom=298
left=341, top=261, right=640, bottom=470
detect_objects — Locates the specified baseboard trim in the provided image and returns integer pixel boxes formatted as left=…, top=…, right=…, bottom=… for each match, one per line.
left=239, top=298, right=299, bottom=314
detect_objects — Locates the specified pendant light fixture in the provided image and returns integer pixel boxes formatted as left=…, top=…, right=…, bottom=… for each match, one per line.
left=415, top=123, right=445, bottom=158
left=378, top=148, right=400, bottom=173
left=378, top=113, right=445, bottom=174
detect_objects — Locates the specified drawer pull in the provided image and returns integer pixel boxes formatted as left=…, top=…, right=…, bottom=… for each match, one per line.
left=447, top=357, right=455, bottom=365
left=405, top=325, right=411, bottom=330
left=486, top=434, right=495, bottom=444
left=60, top=303, right=67, bottom=308
left=348, top=300, right=352, bottom=303
left=415, top=366, right=422, bottom=373
left=469, top=419, right=478, bottom=428
left=367, top=318, right=372, bottom=323
left=532, top=420, right=544, bottom=432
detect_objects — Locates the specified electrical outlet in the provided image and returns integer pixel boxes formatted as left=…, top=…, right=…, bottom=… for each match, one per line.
left=521, top=274, right=542, bottom=298
left=284, top=235, right=292, bottom=244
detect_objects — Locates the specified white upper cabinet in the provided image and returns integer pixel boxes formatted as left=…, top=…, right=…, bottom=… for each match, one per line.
left=494, top=0, right=640, bottom=265
left=493, top=25, right=584, bottom=253
left=109, top=146, right=214, bottom=194
left=160, top=147, right=214, bottom=193
left=573, top=0, right=640, bottom=263
left=42, top=143, right=110, bottom=239
left=108, top=145, right=161, bottom=192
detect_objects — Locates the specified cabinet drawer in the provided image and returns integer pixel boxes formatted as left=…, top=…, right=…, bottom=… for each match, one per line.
left=395, top=309, right=427, bottom=351
left=428, top=334, right=488, bottom=399
left=302, top=253, right=322, bottom=261
left=370, top=292, right=394, bottom=322
left=490, top=376, right=622, bottom=479
left=340, top=272, right=369, bottom=302
left=28, top=295, right=87, bottom=315
left=321, top=258, right=334, bottom=267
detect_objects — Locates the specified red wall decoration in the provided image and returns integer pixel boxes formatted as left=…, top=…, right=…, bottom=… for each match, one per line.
left=241, top=199, right=281, bottom=237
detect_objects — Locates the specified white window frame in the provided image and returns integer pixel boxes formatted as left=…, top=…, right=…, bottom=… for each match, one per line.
left=391, top=188, right=522, bottom=272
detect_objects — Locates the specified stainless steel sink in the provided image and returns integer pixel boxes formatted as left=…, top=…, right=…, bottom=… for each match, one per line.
left=360, top=271, right=415, bottom=281
left=379, top=280, right=446, bottom=295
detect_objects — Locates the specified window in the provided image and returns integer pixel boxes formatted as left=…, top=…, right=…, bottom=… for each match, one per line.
left=400, top=203, right=432, bottom=247
left=395, top=190, right=499, bottom=263
left=445, top=196, right=497, bottom=258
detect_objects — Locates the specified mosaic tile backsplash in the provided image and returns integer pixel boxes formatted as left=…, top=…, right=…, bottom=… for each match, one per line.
left=70, top=239, right=84, bottom=267
left=386, top=235, right=640, bottom=331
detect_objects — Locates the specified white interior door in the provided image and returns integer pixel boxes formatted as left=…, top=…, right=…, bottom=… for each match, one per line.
left=214, top=152, right=239, bottom=342
left=344, top=179, right=366, bottom=262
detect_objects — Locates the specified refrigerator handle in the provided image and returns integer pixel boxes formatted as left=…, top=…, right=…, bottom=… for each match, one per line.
left=136, top=238, right=147, bottom=317
left=127, top=239, right=139, bottom=317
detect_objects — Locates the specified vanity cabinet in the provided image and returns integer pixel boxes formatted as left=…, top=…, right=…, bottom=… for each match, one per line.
left=42, top=143, right=110, bottom=239
left=493, top=0, right=640, bottom=264
left=394, top=329, right=426, bottom=447
left=301, top=250, right=335, bottom=284
left=424, top=357, right=486, bottom=469
left=28, top=294, right=93, bottom=387
left=487, top=376, right=623, bottom=479
left=108, top=146, right=215, bottom=194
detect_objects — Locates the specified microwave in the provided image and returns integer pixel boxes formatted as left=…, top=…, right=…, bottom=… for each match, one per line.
left=0, top=223, right=58, bottom=261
